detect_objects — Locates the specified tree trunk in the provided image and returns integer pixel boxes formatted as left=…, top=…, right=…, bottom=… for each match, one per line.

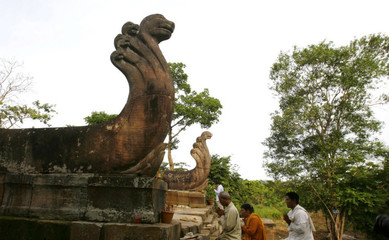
left=328, top=211, right=346, bottom=240
left=168, top=129, right=174, bottom=170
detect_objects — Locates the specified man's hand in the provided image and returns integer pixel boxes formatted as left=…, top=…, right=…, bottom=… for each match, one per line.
left=283, top=213, right=291, bottom=225
left=216, top=207, right=225, bottom=217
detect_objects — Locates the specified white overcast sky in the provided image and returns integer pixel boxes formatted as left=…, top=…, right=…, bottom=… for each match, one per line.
left=1, top=0, right=389, bottom=180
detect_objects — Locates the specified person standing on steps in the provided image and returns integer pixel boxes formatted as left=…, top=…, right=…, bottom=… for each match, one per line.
left=283, top=192, right=315, bottom=240
left=216, top=191, right=241, bottom=240
left=214, top=181, right=224, bottom=208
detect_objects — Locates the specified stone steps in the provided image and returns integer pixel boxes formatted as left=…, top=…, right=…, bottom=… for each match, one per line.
left=173, top=206, right=277, bottom=240
left=174, top=205, right=220, bottom=240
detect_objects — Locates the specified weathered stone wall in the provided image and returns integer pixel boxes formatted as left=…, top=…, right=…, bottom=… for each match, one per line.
left=166, top=190, right=206, bottom=208
left=0, top=216, right=181, bottom=240
left=263, top=218, right=276, bottom=240
left=0, top=173, right=167, bottom=224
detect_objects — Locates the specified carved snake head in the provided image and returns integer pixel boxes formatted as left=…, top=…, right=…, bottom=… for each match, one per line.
left=139, top=14, right=175, bottom=43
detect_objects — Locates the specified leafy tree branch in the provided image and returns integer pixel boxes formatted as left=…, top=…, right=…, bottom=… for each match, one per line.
left=0, top=58, right=56, bottom=128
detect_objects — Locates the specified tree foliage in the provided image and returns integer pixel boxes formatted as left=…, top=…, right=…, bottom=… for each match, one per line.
left=160, top=161, right=190, bottom=172
left=264, top=34, right=389, bottom=239
left=167, top=62, right=222, bottom=170
left=84, top=111, right=117, bottom=125
left=206, top=154, right=288, bottom=215
left=0, top=59, right=56, bottom=128
left=206, top=154, right=244, bottom=204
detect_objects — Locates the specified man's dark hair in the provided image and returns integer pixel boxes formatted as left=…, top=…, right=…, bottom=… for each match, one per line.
left=374, top=214, right=389, bottom=238
left=241, top=203, right=254, bottom=213
left=286, top=192, right=299, bottom=204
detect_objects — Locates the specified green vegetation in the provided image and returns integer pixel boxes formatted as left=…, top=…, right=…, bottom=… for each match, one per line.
left=264, top=34, right=389, bottom=240
left=160, top=161, right=190, bottom=172
left=0, top=59, right=56, bottom=128
left=203, top=35, right=389, bottom=240
left=84, top=111, right=117, bottom=125
left=78, top=35, right=389, bottom=239
left=167, top=62, right=222, bottom=170
left=254, top=205, right=286, bottom=219
left=206, top=155, right=288, bottom=218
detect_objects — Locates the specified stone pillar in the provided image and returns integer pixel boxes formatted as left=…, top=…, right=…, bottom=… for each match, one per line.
left=263, top=218, right=276, bottom=240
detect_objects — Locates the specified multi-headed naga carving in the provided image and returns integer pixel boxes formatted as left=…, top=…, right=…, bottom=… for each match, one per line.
left=0, top=14, right=175, bottom=176
left=163, top=131, right=213, bottom=191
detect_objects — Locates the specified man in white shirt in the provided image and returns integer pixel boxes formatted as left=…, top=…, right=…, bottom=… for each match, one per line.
left=283, top=192, right=315, bottom=240
left=214, top=182, right=224, bottom=208
left=215, top=191, right=241, bottom=240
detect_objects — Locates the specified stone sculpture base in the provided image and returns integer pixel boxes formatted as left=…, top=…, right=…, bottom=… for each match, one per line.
left=0, top=216, right=181, bottom=240
left=166, top=190, right=206, bottom=208
left=0, top=173, right=167, bottom=224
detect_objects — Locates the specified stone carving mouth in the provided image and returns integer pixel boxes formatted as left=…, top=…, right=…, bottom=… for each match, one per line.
left=158, top=24, right=174, bottom=34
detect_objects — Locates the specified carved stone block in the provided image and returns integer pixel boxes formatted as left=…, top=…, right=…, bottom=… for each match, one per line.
left=166, top=190, right=206, bottom=208
left=85, top=175, right=167, bottom=223
left=0, top=173, right=167, bottom=223
left=0, top=217, right=181, bottom=240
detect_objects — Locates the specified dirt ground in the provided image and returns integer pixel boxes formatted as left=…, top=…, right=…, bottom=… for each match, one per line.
left=272, top=212, right=366, bottom=240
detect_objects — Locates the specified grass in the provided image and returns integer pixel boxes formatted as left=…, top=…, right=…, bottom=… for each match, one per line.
left=267, top=211, right=332, bottom=239
left=255, top=205, right=285, bottom=219
left=256, top=209, right=367, bottom=240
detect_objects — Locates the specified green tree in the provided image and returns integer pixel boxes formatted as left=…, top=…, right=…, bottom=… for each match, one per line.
left=0, top=59, right=56, bottom=128
left=264, top=34, right=389, bottom=239
left=206, top=154, right=288, bottom=217
left=167, top=62, right=222, bottom=170
left=206, top=154, right=247, bottom=206
left=160, top=161, right=190, bottom=172
left=84, top=111, right=117, bottom=125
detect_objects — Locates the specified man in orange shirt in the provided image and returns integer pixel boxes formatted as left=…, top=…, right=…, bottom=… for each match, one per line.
left=241, top=204, right=267, bottom=240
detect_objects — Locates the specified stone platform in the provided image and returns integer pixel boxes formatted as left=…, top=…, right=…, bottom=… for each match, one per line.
left=0, top=216, right=181, bottom=240
left=166, top=190, right=206, bottom=208
left=0, top=173, right=167, bottom=223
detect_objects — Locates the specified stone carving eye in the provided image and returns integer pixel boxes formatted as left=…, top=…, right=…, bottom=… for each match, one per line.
left=119, top=40, right=131, bottom=49
left=120, top=43, right=130, bottom=49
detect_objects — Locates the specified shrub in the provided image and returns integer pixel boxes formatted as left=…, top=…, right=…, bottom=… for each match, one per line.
left=254, top=205, right=287, bottom=219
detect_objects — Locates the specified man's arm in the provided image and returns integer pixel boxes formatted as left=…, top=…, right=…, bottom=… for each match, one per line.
left=283, top=213, right=291, bottom=225
left=242, top=217, right=260, bottom=236
left=222, top=208, right=239, bottom=232
left=287, top=211, right=309, bottom=234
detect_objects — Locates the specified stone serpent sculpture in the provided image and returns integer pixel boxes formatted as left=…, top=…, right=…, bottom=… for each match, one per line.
left=163, top=131, right=212, bottom=191
left=0, top=14, right=175, bottom=177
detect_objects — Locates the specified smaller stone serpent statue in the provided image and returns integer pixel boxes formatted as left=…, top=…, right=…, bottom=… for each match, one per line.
left=163, top=131, right=212, bottom=191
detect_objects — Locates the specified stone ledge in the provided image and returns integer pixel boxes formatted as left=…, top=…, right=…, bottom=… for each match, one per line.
left=0, top=173, right=167, bottom=223
left=166, top=190, right=206, bottom=208
left=0, top=216, right=181, bottom=240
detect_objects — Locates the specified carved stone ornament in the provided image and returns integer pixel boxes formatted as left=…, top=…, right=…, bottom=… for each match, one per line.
left=163, top=131, right=213, bottom=191
left=0, top=14, right=175, bottom=177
